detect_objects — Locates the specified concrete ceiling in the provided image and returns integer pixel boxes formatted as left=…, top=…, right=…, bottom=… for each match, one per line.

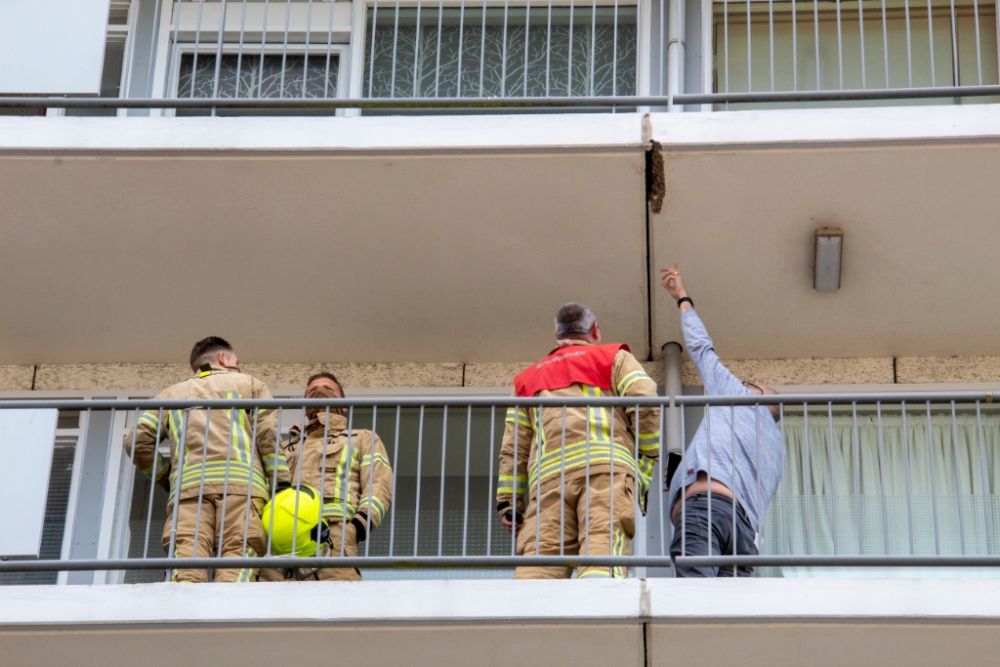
left=650, top=136, right=1000, bottom=360
left=0, top=133, right=648, bottom=364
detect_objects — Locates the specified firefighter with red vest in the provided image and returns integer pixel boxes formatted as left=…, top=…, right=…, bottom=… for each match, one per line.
left=496, top=303, right=661, bottom=579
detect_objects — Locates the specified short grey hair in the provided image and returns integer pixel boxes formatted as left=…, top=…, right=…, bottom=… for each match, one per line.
left=555, top=302, right=598, bottom=338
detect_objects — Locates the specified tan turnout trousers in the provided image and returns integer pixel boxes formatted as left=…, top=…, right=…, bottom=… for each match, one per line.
left=163, top=494, right=266, bottom=583
left=258, top=520, right=362, bottom=582
left=514, top=472, right=635, bottom=579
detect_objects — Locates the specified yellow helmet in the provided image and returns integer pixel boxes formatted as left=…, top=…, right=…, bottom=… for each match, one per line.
left=261, top=485, right=329, bottom=557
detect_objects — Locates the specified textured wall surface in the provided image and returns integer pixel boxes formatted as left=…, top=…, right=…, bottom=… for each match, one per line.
left=0, top=365, right=34, bottom=391
left=34, top=364, right=191, bottom=391
left=242, top=363, right=464, bottom=389
left=896, top=357, right=1000, bottom=384
left=679, top=358, right=894, bottom=387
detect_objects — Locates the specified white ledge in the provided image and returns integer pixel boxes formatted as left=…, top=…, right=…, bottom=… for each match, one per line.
left=651, top=103, right=1000, bottom=148
left=0, top=113, right=643, bottom=153
left=3, top=578, right=1000, bottom=627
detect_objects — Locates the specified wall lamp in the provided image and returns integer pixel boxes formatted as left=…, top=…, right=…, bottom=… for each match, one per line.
left=814, top=227, right=843, bottom=293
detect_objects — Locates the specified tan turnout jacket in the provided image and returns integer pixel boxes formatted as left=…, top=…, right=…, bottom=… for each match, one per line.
left=285, top=411, right=393, bottom=531
left=124, top=365, right=290, bottom=502
left=497, top=341, right=661, bottom=518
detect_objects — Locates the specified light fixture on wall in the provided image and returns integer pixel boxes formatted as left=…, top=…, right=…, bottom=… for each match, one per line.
left=814, top=227, right=843, bottom=293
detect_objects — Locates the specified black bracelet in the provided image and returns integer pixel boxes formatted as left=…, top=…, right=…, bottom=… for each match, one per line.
left=677, top=296, right=694, bottom=308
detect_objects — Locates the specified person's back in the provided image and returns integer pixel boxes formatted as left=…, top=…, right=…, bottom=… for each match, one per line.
left=496, top=303, right=660, bottom=579
left=125, top=336, right=290, bottom=583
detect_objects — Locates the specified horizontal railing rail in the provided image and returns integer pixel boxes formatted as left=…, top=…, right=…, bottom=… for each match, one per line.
left=3, top=391, right=1000, bottom=581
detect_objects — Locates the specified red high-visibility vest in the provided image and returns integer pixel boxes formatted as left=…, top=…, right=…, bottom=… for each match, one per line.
left=514, top=343, right=629, bottom=397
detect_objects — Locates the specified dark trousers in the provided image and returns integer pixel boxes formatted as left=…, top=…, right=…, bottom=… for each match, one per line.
left=669, top=493, right=758, bottom=578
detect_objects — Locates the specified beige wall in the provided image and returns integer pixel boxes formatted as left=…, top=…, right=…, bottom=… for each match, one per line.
left=17, top=355, right=1000, bottom=390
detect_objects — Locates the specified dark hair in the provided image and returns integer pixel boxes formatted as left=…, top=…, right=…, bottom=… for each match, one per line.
left=555, top=302, right=598, bottom=338
left=306, top=371, right=344, bottom=397
left=189, top=336, right=234, bottom=371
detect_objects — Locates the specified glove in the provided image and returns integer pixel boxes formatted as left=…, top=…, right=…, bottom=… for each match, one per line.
left=351, top=513, right=369, bottom=543
left=664, top=451, right=682, bottom=492
left=502, top=509, right=524, bottom=526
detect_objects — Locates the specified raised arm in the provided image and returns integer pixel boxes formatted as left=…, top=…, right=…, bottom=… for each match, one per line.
left=660, top=264, right=746, bottom=397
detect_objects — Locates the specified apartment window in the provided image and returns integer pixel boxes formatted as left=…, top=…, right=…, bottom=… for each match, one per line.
left=177, top=52, right=341, bottom=99
left=362, top=6, right=638, bottom=98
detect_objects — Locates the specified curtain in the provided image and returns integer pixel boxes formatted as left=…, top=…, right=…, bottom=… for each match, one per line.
left=759, top=411, right=1000, bottom=578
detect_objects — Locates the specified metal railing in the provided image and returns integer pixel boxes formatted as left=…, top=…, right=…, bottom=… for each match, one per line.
left=3, top=0, right=1000, bottom=113
left=2, top=391, right=1000, bottom=581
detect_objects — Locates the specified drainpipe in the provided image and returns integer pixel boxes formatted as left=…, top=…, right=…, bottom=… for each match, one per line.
left=666, top=0, right=686, bottom=111
left=662, top=342, right=684, bottom=460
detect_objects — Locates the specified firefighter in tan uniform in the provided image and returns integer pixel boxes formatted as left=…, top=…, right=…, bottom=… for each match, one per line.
left=497, top=303, right=661, bottom=579
left=259, top=372, right=393, bottom=581
left=124, top=336, right=291, bottom=583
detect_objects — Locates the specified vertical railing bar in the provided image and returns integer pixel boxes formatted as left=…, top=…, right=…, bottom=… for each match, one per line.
left=214, top=403, right=240, bottom=562
left=364, top=406, right=378, bottom=559
left=501, top=0, right=511, bottom=95
left=390, top=0, right=402, bottom=97
left=434, top=0, right=445, bottom=96
left=168, top=0, right=184, bottom=103
left=209, top=0, right=228, bottom=113
left=235, top=0, right=249, bottom=98
left=769, top=0, right=775, bottom=91
left=525, top=0, right=532, bottom=97
left=534, top=405, right=544, bottom=559
left=852, top=402, right=862, bottom=555
left=239, top=409, right=260, bottom=563
left=458, top=0, right=468, bottom=97
left=705, top=404, right=712, bottom=564
left=141, top=408, right=164, bottom=560
left=414, top=406, right=425, bottom=556
left=813, top=0, right=820, bottom=90
left=340, top=406, right=354, bottom=558
left=545, top=0, right=552, bottom=96
left=976, top=401, right=994, bottom=555
left=323, top=0, right=336, bottom=97
left=927, top=401, right=941, bottom=555
left=779, top=403, right=787, bottom=555
left=289, top=406, right=307, bottom=558
left=836, top=0, right=844, bottom=89
left=485, top=406, right=496, bottom=557
left=902, top=401, right=915, bottom=555
left=413, top=0, right=423, bottom=97
left=368, top=0, right=380, bottom=98
left=560, top=406, right=567, bottom=556
left=256, top=0, right=272, bottom=98
left=827, top=402, right=838, bottom=555
left=659, top=0, right=665, bottom=95
left=568, top=0, right=576, bottom=95
left=437, top=406, right=448, bottom=556
left=301, top=0, right=315, bottom=98
left=746, top=0, right=752, bottom=93
left=511, top=404, right=519, bottom=556
left=803, top=403, right=813, bottom=555
left=904, top=0, right=913, bottom=87
left=609, top=403, right=618, bottom=576
left=951, top=401, right=966, bottom=555
left=724, top=0, right=729, bottom=103
left=876, top=402, right=890, bottom=555
left=264, top=407, right=283, bottom=557
left=973, top=0, right=983, bottom=84
left=755, top=399, right=762, bottom=552
left=479, top=0, right=488, bottom=97
left=190, top=408, right=211, bottom=570
left=584, top=400, right=592, bottom=557
left=461, top=406, right=472, bottom=557
left=659, top=399, right=668, bottom=562
left=387, top=406, right=400, bottom=557
left=187, top=0, right=208, bottom=99
left=881, top=0, right=890, bottom=88
left=948, top=0, right=959, bottom=86
left=590, top=0, right=598, bottom=97
left=859, top=0, right=867, bottom=89
left=316, top=407, right=331, bottom=557
left=731, top=405, right=737, bottom=576
left=279, top=0, right=293, bottom=97
left=927, top=0, right=936, bottom=86
left=792, top=0, right=798, bottom=90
